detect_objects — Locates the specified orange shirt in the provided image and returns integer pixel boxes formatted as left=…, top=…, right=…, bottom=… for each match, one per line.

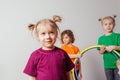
left=61, top=44, right=80, bottom=62
left=61, top=44, right=80, bottom=70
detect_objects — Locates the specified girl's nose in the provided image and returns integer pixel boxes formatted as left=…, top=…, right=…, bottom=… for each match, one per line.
left=45, top=34, right=50, bottom=38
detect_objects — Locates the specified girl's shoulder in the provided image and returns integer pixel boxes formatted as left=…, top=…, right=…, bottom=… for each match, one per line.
left=30, top=48, right=43, bottom=57
left=114, top=32, right=120, bottom=35
left=98, top=34, right=105, bottom=38
left=56, top=47, right=71, bottom=55
left=71, top=45, right=80, bottom=52
left=72, top=45, right=78, bottom=48
left=55, top=47, right=66, bottom=53
left=112, top=32, right=120, bottom=38
left=61, top=44, right=66, bottom=48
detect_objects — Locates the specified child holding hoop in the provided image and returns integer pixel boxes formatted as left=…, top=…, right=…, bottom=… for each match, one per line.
left=61, top=29, right=82, bottom=80
left=23, top=15, right=75, bottom=80
left=97, top=15, right=120, bottom=80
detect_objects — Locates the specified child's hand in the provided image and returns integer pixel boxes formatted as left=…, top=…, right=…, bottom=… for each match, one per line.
left=99, top=45, right=106, bottom=54
left=76, top=53, right=82, bottom=58
left=117, top=59, right=120, bottom=76
left=105, top=46, right=116, bottom=52
left=118, top=70, right=120, bottom=76
left=100, top=45, right=106, bottom=50
left=80, top=53, right=83, bottom=58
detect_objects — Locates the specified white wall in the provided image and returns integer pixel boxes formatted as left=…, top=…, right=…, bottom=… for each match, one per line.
left=0, top=0, right=120, bottom=80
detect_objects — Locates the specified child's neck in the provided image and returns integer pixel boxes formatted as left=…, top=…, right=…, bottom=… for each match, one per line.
left=42, top=46, right=55, bottom=50
left=105, top=32, right=113, bottom=36
left=66, top=43, right=72, bottom=46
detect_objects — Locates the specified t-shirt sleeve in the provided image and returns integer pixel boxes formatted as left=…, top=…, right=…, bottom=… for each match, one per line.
left=23, top=53, right=37, bottom=77
left=97, top=37, right=101, bottom=50
left=76, top=46, right=80, bottom=53
left=64, top=52, right=75, bottom=72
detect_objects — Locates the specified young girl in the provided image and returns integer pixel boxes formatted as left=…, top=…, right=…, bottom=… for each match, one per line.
left=97, top=15, right=120, bottom=80
left=23, top=15, right=75, bottom=80
left=61, top=29, right=82, bottom=80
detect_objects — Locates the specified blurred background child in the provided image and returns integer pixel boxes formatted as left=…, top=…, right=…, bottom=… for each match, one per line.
left=61, top=29, right=82, bottom=80
left=97, top=15, right=120, bottom=80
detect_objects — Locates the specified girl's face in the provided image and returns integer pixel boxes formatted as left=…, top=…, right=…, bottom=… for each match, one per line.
left=62, top=34, right=71, bottom=45
left=37, top=24, right=58, bottom=50
left=102, top=19, right=114, bottom=34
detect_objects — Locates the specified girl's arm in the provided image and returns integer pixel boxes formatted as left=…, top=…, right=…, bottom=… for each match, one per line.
left=106, top=46, right=120, bottom=52
left=115, top=46, right=120, bottom=51
left=66, top=71, right=73, bottom=80
left=79, top=61, right=82, bottom=80
left=68, top=53, right=82, bottom=58
left=117, top=59, right=120, bottom=76
left=28, top=76, right=35, bottom=80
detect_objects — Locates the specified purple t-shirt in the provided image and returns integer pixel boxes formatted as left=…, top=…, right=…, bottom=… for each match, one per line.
left=23, top=47, right=75, bottom=80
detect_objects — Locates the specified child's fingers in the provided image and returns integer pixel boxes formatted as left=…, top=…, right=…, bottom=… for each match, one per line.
left=106, top=46, right=116, bottom=52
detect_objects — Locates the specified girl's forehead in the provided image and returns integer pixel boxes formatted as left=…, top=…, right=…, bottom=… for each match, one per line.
left=102, top=19, right=113, bottom=23
left=37, top=24, right=57, bottom=32
left=103, top=18, right=113, bottom=22
left=63, top=34, right=68, bottom=36
left=63, top=34, right=69, bottom=37
left=37, top=24, right=54, bottom=30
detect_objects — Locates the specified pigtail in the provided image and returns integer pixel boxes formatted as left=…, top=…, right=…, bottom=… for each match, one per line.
left=112, top=14, right=117, bottom=19
left=98, top=18, right=102, bottom=22
left=53, top=15, right=62, bottom=22
left=52, top=15, right=61, bottom=38
left=28, top=24, right=35, bottom=31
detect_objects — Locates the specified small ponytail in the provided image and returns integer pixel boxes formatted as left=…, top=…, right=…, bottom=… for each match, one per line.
left=28, top=24, right=35, bottom=31
left=98, top=18, right=102, bottom=21
left=112, top=14, right=117, bottom=19
left=53, top=15, right=62, bottom=22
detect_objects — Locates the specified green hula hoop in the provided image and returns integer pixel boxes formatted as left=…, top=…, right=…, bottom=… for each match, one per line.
left=72, top=45, right=102, bottom=80
left=81, top=45, right=101, bottom=54
left=72, top=45, right=120, bottom=80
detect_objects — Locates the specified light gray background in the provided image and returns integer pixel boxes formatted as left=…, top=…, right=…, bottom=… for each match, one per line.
left=0, top=0, right=120, bottom=80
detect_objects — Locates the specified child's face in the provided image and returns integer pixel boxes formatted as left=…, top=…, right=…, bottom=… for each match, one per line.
left=37, top=24, right=58, bottom=50
left=102, top=19, right=114, bottom=34
left=62, top=34, right=71, bottom=45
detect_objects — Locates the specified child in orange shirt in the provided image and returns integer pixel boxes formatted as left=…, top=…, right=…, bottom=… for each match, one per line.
left=61, top=29, right=82, bottom=80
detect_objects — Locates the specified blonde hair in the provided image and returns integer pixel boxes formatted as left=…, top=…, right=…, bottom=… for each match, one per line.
left=27, top=15, right=62, bottom=37
left=98, top=14, right=117, bottom=26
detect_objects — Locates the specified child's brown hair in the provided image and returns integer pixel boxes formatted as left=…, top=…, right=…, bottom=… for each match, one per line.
left=61, top=29, right=75, bottom=44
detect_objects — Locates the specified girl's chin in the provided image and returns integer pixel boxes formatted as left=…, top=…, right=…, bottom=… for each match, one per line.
left=43, top=46, right=55, bottom=50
